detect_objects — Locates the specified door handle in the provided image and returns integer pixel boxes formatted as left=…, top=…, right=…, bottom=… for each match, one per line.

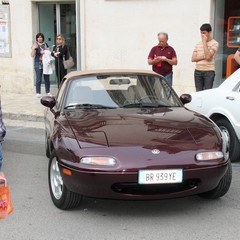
left=226, top=96, right=235, bottom=101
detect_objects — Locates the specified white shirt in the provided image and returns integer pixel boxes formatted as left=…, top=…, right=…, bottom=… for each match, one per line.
left=42, top=49, right=54, bottom=75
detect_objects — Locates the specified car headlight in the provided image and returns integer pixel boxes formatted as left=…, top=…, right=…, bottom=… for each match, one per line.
left=196, top=151, right=224, bottom=161
left=80, top=157, right=116, bottom=166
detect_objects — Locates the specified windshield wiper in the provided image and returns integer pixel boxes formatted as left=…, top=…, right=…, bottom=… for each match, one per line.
left=64, top=103, right=117, bottom=109
left=122, top=103, right=170, bottom=108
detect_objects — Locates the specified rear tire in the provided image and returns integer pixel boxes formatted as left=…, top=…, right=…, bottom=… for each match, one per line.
left=214, top=118, right=240, bottom=162
left=200, top=161, right=232, bottom=199
left=48, top=152, right=82, bottom=209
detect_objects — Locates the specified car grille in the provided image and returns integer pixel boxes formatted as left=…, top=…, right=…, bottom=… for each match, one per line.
left=111, top=179, right=199, bottom=195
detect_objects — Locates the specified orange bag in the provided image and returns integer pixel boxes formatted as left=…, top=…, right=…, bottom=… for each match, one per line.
left=0, top=172, right=13, bottom=219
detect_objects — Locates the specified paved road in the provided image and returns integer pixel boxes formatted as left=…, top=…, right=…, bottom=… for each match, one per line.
left=1, top=125, right=240, bottom=240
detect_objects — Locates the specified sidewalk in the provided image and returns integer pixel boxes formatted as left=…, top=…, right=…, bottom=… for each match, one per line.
left=1, top=87, right=58, bottom=128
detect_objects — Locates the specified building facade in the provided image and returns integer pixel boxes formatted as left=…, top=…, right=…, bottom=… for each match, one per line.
left=0, top=0, right=239, bottom=95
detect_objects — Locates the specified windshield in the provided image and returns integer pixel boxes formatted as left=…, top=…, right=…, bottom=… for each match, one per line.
left=64, top=74, right=183, bottom=109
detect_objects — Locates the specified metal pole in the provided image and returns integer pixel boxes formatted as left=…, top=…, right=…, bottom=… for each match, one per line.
left=56, top=4, right=61, bottom=35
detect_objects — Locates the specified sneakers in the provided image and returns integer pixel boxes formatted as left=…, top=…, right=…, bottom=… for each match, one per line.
left=37, top=93, right=52, bottom=97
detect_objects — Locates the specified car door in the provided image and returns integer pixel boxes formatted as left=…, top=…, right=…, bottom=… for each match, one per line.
left=222, top=86, right=240, bottom=133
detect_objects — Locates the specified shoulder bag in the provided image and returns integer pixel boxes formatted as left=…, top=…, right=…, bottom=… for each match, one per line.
left=63, top=47, right=74, bottom=69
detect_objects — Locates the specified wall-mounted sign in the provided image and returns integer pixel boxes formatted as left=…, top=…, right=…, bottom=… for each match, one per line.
left=0, top=4, right=11, bottom=57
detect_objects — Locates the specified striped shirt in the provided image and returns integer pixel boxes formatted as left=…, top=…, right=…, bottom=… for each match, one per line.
left=193, top=39, right=219, bottom=71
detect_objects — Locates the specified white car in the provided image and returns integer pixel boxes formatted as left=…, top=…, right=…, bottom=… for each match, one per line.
left=185, top=68, right=240, bottom=162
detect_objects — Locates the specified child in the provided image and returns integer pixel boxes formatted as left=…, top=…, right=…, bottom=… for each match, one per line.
left=42, top=46, right=54, bottom=96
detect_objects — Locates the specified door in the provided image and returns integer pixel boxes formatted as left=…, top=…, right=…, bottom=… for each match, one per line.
left=38, top=3, right=76, bottom=85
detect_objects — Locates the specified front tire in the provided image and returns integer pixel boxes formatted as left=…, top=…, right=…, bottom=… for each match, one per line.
left=48, top=152, right=82, bottom=209
left=214, top=118, right=240, bottom=162
left=45, top=131, right=51, bottom=158
left=200, top=161, right=232, bottom=199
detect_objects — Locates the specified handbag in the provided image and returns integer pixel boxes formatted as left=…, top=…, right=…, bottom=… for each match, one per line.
left=63, top=48, right=74, bottom=69
left=0, top=172, right=13, bottom=219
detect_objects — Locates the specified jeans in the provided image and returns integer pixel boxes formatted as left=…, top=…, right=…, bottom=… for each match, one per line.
left=35, top=67, right=42, bottom=94
left=0, top=144, right=2, bottom=171
left=194, top=70, right=215, bottom=91
left=44, top=75, right=50, bottom=93
left=163, top=72, right=173, bottom=87
left=34, top=67, right=50, bottom=94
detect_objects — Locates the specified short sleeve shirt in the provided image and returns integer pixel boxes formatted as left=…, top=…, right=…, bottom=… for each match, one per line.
left=193, top=39, right=219, bottom=71
left=148, top=44, right=177, bottom=75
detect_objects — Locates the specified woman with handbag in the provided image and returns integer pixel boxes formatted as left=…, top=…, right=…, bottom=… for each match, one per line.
left=51, top=34, right=68, bottom=87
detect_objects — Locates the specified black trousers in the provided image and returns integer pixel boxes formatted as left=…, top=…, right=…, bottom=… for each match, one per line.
left=55, top=58, right=67, bottom=87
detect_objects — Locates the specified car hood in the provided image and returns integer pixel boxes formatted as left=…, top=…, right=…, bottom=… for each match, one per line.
left=64, top=108, right=220, bottom=150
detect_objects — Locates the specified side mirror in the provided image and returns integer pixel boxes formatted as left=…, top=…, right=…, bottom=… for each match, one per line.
left=40, top=96, right=56, bottom=109
left=180, top=94, right=192, bottom=104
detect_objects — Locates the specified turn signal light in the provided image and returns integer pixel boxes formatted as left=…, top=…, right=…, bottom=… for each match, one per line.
left=63, top=168, right=72, bottom=176
left=196, top=151, right=223, bottom=161
left=80, top=157, right=116, bottom=166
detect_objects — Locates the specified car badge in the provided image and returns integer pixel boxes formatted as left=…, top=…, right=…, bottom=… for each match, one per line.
left=152, top=149, right=160, bottom=154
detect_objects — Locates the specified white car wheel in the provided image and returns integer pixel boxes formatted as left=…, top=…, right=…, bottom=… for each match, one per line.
left=215, top=118, right=240, bottom=162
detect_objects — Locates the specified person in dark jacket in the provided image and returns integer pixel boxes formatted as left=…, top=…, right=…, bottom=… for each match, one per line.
left=51, top=34, right=68, bottom=87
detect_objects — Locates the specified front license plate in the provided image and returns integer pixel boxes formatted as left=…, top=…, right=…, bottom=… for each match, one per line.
left=138, top=169, right=183, bottom=184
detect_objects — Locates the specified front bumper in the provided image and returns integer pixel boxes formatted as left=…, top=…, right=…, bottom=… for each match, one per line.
left=59, top=162, right=229, bottom=200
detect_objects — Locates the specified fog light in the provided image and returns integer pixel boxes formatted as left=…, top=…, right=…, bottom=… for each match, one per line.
left=80, top=157, right=116, bottom=166
left=196, top=151, right=223, bottom=161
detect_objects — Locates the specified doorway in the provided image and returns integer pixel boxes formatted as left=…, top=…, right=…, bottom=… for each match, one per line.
left=38, top=2, right=76, bottom=85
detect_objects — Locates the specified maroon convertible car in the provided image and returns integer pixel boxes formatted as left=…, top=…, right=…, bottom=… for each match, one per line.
left=41, top=70, right=231, bottom=210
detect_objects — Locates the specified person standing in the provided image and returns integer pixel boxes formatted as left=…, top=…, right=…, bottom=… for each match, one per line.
left=51, top=34, right=68, bottom=87
left=0, top=96, right=6, bottom=171
left=31, top=33, right=51, bottom=97
left=148, top=32, right=178, bottom=87
left=191, top=23, right=219, bottom=91
left=42, top=45, right=54, bottom=96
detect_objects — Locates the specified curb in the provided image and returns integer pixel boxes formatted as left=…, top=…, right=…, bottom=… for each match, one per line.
left=3, top=112, right=44, bottom=122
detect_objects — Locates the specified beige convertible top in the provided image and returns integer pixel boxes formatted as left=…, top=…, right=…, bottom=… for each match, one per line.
left=64, top=69, right=160, bottom=80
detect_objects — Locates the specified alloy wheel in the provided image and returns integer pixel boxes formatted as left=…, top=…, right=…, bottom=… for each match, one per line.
left=50, top=157, right=63, bottom=200
left=219, top=126, right=230, bottom=160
